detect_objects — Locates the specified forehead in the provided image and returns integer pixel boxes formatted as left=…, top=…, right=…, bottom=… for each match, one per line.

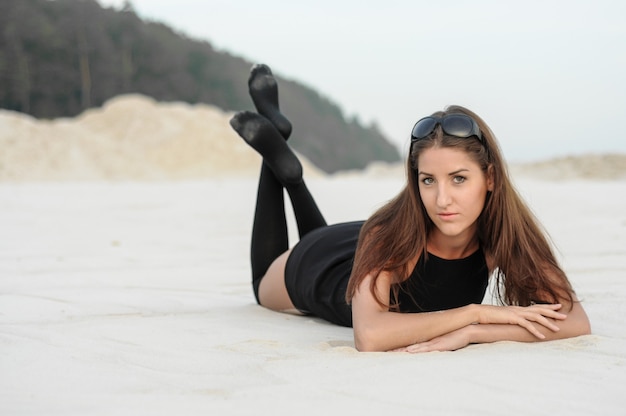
left=417, top=147, right=481, bottom=172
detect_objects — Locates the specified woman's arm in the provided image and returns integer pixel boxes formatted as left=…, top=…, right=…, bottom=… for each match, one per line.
left=470, top=299, right=591, bottom=343
left=351, top=271, right=568, bottom=352
left=396, top=298, right=590, bottom=353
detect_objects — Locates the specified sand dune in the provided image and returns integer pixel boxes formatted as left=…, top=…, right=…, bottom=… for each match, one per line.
left=509, top=154, right=626, bottom=181
left=0, top=94, right=323, bottom=182
left=1, top=94, right=624, bottom=182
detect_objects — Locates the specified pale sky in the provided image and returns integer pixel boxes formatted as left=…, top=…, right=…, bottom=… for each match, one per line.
left=99, top=0, right=626, bottom=162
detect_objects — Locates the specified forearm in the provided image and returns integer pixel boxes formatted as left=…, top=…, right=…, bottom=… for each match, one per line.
left=354, top=304, right=480, bottom=352
left=392, top=301, right=591, bottom=353
left=468, top=323, right=545, bottom=344
left=469, top=302, right=591, bottom=344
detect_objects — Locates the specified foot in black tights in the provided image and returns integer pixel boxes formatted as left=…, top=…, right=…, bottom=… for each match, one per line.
left=230, top=111, right=302, bottom=185
left=248, top=64, right=292, bottom=140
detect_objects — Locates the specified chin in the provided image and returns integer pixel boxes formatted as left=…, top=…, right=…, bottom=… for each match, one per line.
left=437, top=225, right=473, bottom=238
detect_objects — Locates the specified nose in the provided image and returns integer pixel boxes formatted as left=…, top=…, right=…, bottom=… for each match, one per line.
left=436, top=183, right=452, bottom=208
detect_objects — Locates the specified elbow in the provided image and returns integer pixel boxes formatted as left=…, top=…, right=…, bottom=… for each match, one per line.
left=565, top=304, right=592, bottom=337
left=575, top=303, right=592, bottom=336
left=353, top=324, right=387, bottom=352
left=568, top=319, right=591, bottom=339
left=579, top=317, right=592, bottom=336
left=355, top=337, right=380, bottom=353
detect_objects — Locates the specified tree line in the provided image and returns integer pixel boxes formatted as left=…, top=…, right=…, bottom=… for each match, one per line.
left=0, top=0, right=400, bottom=172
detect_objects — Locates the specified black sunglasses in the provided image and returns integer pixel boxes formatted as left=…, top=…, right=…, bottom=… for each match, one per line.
left=411, top=114, right=483, bottom=143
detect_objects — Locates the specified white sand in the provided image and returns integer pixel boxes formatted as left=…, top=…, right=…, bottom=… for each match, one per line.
left=1, top=175, right=625, bottom=415
left=1, top=97, right=626, bottom=414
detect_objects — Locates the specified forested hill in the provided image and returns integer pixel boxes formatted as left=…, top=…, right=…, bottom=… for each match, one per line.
left=0, top=0, right=401, bottom=173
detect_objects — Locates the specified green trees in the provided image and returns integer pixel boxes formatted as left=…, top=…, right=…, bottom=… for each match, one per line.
left=0, top=0, right=400, bottom=172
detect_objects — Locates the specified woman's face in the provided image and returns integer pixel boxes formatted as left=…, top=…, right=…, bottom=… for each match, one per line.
left=417, top=146, right=493, bottom=246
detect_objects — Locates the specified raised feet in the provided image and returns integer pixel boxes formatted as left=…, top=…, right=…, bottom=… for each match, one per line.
left=230, top=111, right=302, bottom=185
left=248, top=64, right=292, bottom=140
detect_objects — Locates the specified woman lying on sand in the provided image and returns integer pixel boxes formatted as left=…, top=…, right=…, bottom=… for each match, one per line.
left=229, top=64, right=591, bottom=352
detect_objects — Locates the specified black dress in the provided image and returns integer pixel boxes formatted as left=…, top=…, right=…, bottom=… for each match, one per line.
left=284, top=221, right=489, bottom=327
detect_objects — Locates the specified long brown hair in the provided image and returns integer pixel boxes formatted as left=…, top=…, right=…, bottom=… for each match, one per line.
left=345, top=105, right=574, bottom=310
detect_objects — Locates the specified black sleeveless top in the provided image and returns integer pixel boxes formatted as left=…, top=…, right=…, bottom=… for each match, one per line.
left=284, top=221, right=490, bottom=327
left=393, top=248, right=489, bottom=313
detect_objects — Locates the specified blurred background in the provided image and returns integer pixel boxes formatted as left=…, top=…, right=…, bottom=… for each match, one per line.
left=1, top=0, right=625, bottom=178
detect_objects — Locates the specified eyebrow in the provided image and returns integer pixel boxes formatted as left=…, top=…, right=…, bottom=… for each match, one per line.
left=418, top=169, right=470, bottom=176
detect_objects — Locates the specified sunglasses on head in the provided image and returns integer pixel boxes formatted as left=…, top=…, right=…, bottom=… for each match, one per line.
left=411, top=114, right=483, bottom=144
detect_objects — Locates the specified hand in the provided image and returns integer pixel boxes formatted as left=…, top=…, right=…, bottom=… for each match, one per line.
left=476, top=304, right=567, bottom=339
left=391, top=326, right=472, bottom=353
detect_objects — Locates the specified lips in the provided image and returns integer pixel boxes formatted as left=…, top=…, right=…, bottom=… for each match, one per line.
left=437, top=212, right=458, bottom=220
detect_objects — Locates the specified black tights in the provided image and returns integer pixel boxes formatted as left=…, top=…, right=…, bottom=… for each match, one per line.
left=232, top=64, right=327, bottom=302
left=250, top=163, right=326, bottom=302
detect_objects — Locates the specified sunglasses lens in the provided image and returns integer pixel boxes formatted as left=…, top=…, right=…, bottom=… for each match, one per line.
left=412, top=117, right=438, bottom=139
left=411, top=114, right=481, bottom=143
left=441, top=115, right=474, bottom=137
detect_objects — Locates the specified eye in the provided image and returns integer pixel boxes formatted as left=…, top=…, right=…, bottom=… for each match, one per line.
left=453, top=175, right=466, bottom=184
left=421, top=177, right=434, bottom=185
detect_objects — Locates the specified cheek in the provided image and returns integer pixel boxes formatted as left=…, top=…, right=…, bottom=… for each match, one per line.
left=463, top=188, right=488, bottom=213
left=418, top=186, right=435, bottom=209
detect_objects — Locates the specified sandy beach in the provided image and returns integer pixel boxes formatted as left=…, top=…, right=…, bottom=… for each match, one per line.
left=1, top=97, right=626, bottom=414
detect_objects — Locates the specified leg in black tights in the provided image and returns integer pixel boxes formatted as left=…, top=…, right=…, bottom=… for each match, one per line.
left=246, top=65, right=326, bottom=236
left=244, top=66, right=293, bottom=301
left=230, top=111, right=327, bottom=303
left=248, top=64, right=292, bottom=140
left=249, top=162, right=287, bottom=302
left=248, top=64, right=326, bottom=232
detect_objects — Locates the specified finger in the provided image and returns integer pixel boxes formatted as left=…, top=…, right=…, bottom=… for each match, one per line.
left=532, top=304, right=567, bottom=320
left=545, top=311, right=567, bottom=321
left=406, top=342, right=433, bottom=353
left=520, top=311, right=561, bottom=332
left=533, top=314, right=562, bottom=332
left=527, top=309, right=567, bottom=324
left=516, top=319, right=546, bottom=339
